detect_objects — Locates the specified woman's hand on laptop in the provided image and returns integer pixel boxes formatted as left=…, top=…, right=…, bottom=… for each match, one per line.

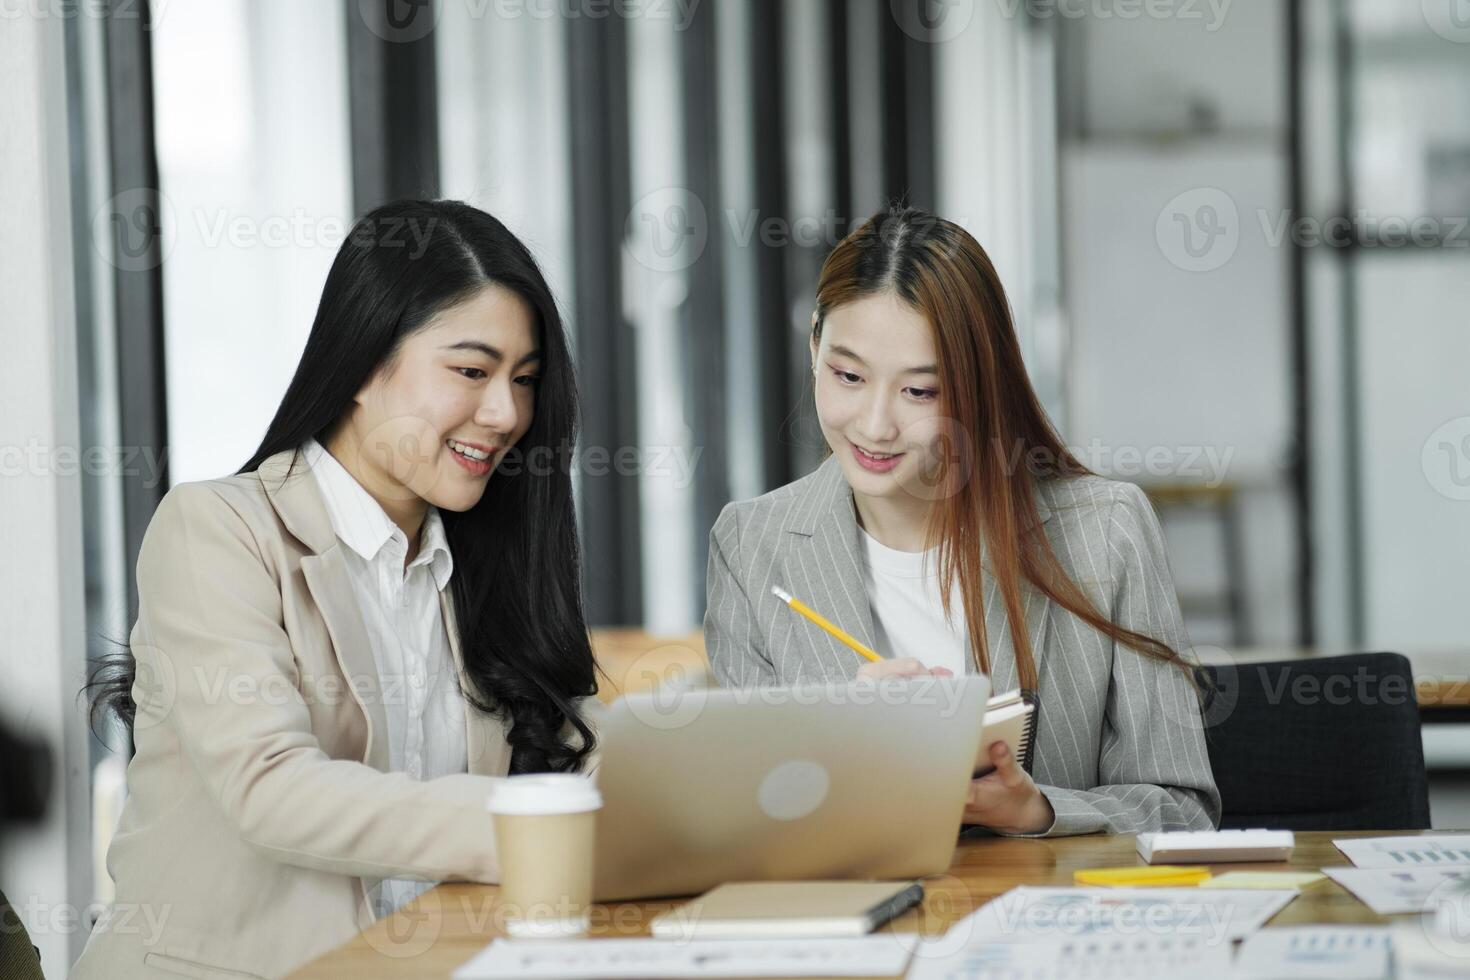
left=854, top=658, right=954, bottom=682
left=962, top=741, right=1055, bottom=835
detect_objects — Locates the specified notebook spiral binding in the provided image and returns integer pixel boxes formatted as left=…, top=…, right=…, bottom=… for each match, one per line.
left=1017, top=689, right=1039, bottom=775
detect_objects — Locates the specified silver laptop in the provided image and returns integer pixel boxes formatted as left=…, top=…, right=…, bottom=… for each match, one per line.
left=589, top=674, right=992, bottom=901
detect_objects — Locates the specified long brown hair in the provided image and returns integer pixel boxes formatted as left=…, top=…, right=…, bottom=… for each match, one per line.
left=814, top=204, right=1193, bottom=692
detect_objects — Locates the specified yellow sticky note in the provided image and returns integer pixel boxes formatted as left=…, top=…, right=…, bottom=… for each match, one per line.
left=1199, top=871, right=1324, bottom=890
left=1074, top=866, right=1212, bottom=887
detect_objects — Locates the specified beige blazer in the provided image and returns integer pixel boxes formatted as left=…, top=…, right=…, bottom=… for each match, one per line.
left=73, top=449, right=587, bottom=980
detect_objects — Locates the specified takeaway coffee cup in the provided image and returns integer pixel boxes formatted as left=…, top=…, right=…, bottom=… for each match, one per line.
left=485, top=774, right=603, bottom=938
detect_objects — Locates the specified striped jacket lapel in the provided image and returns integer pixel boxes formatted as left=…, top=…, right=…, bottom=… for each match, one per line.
left=777, top=456, right=877, bottom=682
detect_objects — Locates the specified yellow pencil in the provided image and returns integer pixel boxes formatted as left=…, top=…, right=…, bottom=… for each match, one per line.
left=770, top=585, right=884, bottom=663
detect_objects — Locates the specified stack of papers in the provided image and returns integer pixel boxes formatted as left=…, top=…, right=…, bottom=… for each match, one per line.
left=1334, top=835, right=1470, bottom=870
left=903, top=886, right=1297, bottom=979
left=1323, top=866, right=1470, bottom=915
left=1234, top=927, right=1392, bottom=980
left=450, top=935, right=915, bottom=979
left=1328, top=835, right=1470, bottom=915
left=1392, top=918, right=1470, bottom=978
left=942, top=885, right=1298, bottom=944
left=905, top=935, right=1233, bottom=980
left=1200, top=871, right=1325, bottom=890
left=909, top=927, right=1396, bottom=980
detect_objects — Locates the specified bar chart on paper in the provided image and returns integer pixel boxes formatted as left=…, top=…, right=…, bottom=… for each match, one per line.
left=905, top=936, right=1234, bottom=980
left=1333, top=835, right=1470, bottom=870
left=1322, top=867, right=1470, bottom=915
left=1233, top=927, right=1392, bottom=980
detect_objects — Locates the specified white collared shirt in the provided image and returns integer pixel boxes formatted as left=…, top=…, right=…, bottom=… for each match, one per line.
left=303, top=438, right=468, bottom=919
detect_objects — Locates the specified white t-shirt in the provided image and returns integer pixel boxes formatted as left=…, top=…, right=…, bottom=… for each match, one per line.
left=858, top=527, right=971, bottom=676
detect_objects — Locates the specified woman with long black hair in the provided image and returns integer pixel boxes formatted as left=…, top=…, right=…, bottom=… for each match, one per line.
left=75, top=200, right=599, bottom=979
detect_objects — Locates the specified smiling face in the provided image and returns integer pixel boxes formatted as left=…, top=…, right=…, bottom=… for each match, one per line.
left=334, top=283, right=541, bottom=519
left=811, top=291, right=950, bottom=512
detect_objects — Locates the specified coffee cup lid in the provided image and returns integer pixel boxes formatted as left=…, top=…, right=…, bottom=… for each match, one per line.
left=485, top=774, right=603, bottom=816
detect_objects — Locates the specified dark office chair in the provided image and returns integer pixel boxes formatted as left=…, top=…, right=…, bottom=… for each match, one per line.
left=1200, top=652, right=1431, bottom=830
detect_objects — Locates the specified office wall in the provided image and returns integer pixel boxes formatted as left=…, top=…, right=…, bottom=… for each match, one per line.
left=1069, top=0, right=1285, bottom=134
left=1302, top=0, right=1470, bottom=653
left=1062, top=144, right=1297, bottom=647
left=1058, top=4, right=1297, bottom=647
left=1358, top=255, right=1470, bottom=648
left=1347, top=0, right=1470, bottom=650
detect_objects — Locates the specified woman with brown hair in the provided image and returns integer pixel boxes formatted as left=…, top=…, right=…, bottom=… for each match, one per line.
left=704, top=204, right=1219, bottom=837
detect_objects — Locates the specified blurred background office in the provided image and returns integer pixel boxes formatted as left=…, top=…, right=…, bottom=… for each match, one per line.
left=4, top=0, right=1469, bottom=973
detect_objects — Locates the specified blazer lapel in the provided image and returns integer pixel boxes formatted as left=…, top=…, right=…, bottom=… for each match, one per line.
left=257, top=449, right=392, bottom=772
left=779, top=456, right=877, bottom=679
left=300, top=550, right=392, bottom=772
left=258, top=446, right=510, bottom=777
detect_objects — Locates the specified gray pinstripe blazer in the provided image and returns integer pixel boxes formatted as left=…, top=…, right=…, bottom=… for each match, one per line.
left=703, top=455, right=1221, bottom=836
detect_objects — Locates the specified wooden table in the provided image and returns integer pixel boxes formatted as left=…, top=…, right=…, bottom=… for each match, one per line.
left=288, top=829, right=1431, bottom=978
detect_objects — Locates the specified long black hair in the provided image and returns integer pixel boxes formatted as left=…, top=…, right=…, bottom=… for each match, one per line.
left=86, top=199, right=599, bottom=773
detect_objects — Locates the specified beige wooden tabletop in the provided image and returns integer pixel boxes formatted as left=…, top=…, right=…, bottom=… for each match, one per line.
left=288, top=829, right=1441, bottom=978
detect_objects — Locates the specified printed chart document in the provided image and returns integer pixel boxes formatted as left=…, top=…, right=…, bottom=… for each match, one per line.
left=1234, top=926, right=1392, bottom=980
left=1334, top=835, right=1470, bottom=869
left=947, top=886, right=1297, bottom=944
left=450, top=935, right=914, bottom=979
left=1323, top=866, right=1470, bottom=915
left=905, top=934, right=1233, bottom=980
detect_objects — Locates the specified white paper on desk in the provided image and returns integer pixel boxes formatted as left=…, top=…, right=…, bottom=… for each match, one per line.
left=904, top=933, right=1233, bottom=980
left=1391, top=919, right=1470, bottom=980
left=1334, top=835, right=1470, bottom=869
left=1323, top=866, right=1470, bottom=914
left=450, top=935, right=914, bottom=979
left=948, top=886, right=1296, bottom=946
left=1234, top=926, right=1392, bottom=980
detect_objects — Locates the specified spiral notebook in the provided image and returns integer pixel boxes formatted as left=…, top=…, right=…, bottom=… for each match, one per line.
left=973, top=689, right=1038, bottom=776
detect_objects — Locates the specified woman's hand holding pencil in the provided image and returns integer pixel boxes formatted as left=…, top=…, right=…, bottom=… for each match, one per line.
left=771, top=581, right=1039, bottom=831
left=855, top=658, right=953, bottom=682
left=770, top=585, right=953, bottom=682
